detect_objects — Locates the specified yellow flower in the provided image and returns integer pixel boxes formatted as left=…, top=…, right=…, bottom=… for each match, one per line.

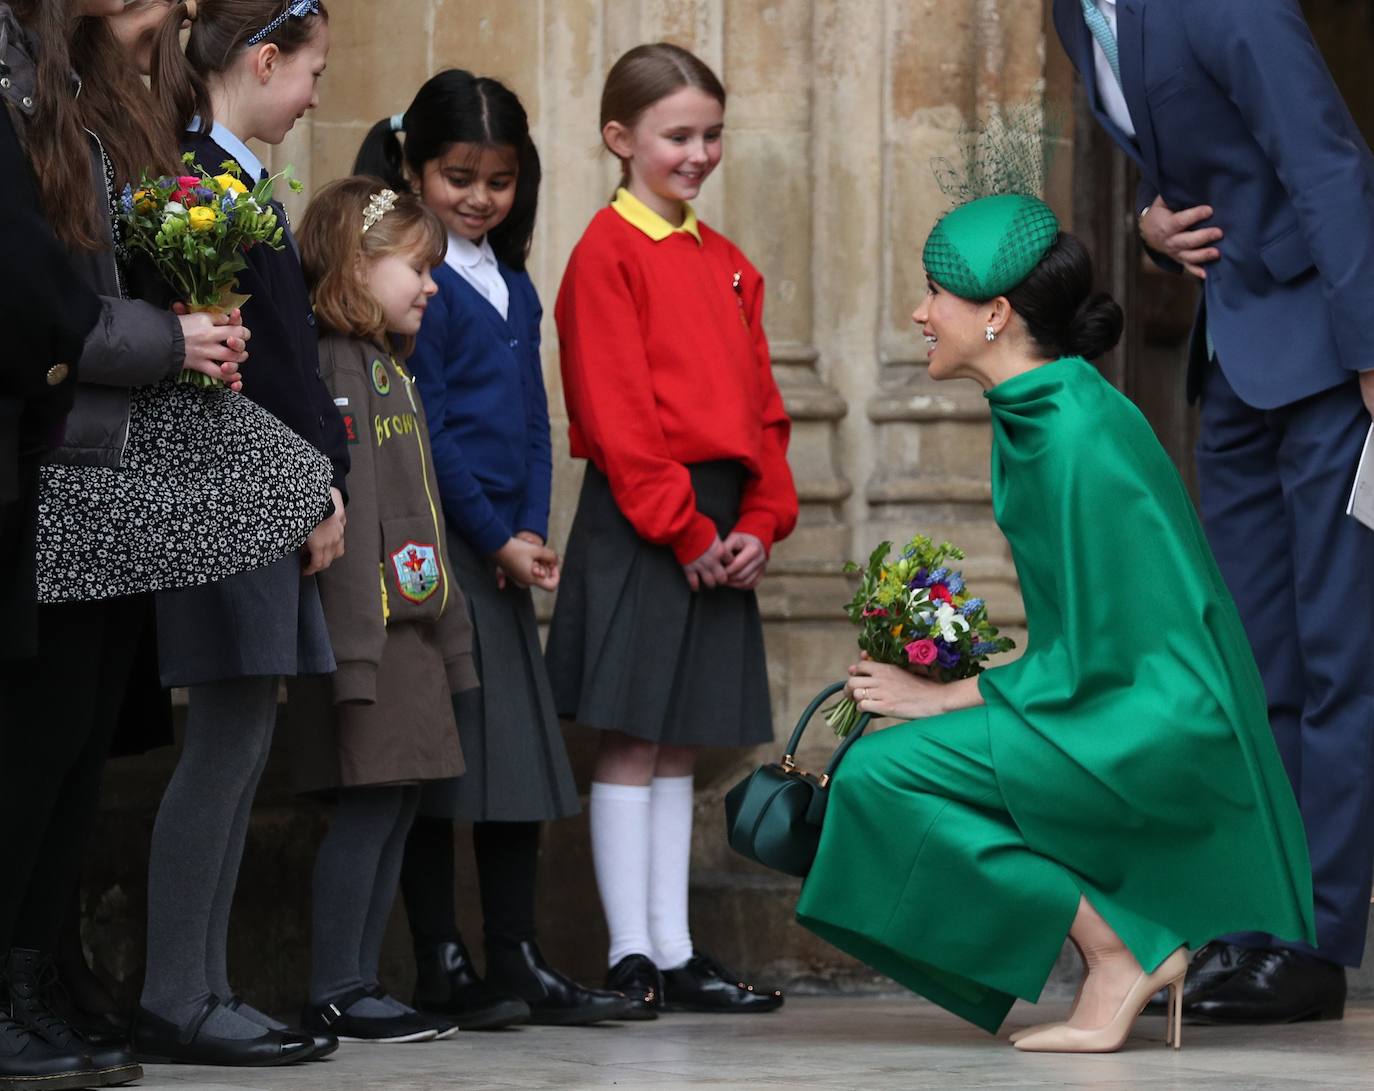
left=890, top=624, right=903, bottom=639
left=188, top=206, right=219, bottom=233
left=213, top=173, right=248, bottom=195
left=133, top=189, right=158, bottom=213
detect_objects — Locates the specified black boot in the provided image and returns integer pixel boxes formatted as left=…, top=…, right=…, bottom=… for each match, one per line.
left=661, top=952, right=784, bottom=1014
left=0, top=1014, right=98, bottom=1091
left=412, top=940, right=529, bottom=1030
left=5, top=950, right=141, bottom=1087
left=483, top=940, right=632, bottom=1026
left=604, top=954, right=663, bottom=1021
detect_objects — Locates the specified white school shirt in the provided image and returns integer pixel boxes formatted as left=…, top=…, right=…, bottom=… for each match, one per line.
left=443, top=233, right=509, bottom=321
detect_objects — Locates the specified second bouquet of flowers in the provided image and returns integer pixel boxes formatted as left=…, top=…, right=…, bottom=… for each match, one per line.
left=825, top=535, right=1014, bottom=737
left=120, top=154, right=302, bottom=386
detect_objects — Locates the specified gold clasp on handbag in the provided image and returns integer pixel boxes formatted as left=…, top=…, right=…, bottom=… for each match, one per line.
left=781, top=754, right=796, bottom=772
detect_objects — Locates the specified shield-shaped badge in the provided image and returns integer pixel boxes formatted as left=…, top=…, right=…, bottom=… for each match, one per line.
left=389, top=540, right=440, bottom=603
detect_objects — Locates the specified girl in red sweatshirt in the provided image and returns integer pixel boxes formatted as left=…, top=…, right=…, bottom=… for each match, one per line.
left=548, top=42, right=798, bottom=1019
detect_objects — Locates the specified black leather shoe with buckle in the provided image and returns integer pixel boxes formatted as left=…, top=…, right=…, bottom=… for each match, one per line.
left=132, top=997, right=315, bottom=1066
left=661, top=953, right=784, bottom=1014
left=4, top=948, right=140, bottom=1087
left=224, top=995, right=337, bottom=1060
left=604, top=954, right=663, bottom=1021
left=300, top=987, right=441, bottom=1044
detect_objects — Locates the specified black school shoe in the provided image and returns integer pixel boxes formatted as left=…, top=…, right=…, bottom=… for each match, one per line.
left=412, top=940, right=530, bottom=1030
left=132, top=997, right=315, bottom=1066
left=483, top=940, right=633, bottom=1026
left=661, top=953, right=784, bottom=1014
left=4, top=949, right=141, bottom=1086
left=604, top=954, right=663, bottom=1021
left=224, top=994, right=338, bottom=1060
left=301, top=987, right=444, bottom=1044
left=0, top=1014, right=100, bottom=1091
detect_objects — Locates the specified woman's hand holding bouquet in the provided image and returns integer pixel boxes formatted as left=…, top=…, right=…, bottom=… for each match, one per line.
left=825, top=536, right=1014, bottom=737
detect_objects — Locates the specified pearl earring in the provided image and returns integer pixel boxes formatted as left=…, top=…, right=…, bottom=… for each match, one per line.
left=985, top=325, right=997, bottom=342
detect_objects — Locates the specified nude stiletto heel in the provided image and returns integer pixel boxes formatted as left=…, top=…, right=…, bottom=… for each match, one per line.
left=1013, top=948, right=1189, bottom=1054
left=1008, top=976, right=1083, bottom=1044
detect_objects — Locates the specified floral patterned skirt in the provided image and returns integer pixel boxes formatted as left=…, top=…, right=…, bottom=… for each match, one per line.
left=35, top=380, right=333, bottom=604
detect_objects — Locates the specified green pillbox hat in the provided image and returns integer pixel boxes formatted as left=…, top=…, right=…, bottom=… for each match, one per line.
left=923, top=194, right=1060, bottom=300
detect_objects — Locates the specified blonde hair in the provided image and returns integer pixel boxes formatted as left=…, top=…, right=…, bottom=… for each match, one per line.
left=299, top=176, right=445, bottom=358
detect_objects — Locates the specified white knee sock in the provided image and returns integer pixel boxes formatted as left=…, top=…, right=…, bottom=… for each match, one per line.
left=648, top=775, right=695, bottom=971
left=590, top=781, right=653, bottom=967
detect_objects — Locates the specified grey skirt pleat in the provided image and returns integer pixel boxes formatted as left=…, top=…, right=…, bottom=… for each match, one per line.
left=418, top=530, right=579, bottom=823
left=155, top=553, right=335, bottom=687
left=545, top=461, right=775, bottom=748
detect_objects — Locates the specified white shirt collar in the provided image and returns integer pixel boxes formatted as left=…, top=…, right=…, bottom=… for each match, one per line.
left=189, top=118, right=266, bottom=182
left=444, top=232, right=498, bottom=272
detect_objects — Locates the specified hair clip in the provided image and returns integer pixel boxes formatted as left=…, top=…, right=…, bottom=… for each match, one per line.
left=362, top=188, right=398, bottom=234
left=245, top=0, right=321, bottom=47
left=389, top=114, right=405, bottom=133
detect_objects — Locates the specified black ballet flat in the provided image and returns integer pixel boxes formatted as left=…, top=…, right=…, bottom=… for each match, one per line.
left=661, top=953, right=783, bottom=1014
left=604, top=954, right=664, bottom=1021
left=132, top=997, right=316, bottom=1066
left=225, top=994, right=338, bottom=1060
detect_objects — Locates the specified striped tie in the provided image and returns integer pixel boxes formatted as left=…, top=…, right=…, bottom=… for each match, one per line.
left=1080, top=0, right=1123, bottom=88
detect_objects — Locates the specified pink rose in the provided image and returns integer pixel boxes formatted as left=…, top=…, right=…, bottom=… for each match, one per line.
left=861, top=606, right=889, bottom=618
left=905, top=639, right=938, bottom=666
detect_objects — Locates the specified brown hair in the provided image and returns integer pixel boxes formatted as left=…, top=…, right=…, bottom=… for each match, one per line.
left=8, top=0, right=102, bottom=250
left=70, top=12, right=180, bottom=191
left=299, top=176, right=446, bottom=358
left=600, top=42, right=726, bottom=184
left=151, top=0, right=329, bottom=134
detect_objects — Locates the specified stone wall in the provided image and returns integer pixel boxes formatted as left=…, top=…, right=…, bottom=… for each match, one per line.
left=90, top=0, right=1073, bottom=1009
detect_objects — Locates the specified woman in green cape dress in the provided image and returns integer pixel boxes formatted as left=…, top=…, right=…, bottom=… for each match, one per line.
left=795, top=194, right=1315, bottom=1054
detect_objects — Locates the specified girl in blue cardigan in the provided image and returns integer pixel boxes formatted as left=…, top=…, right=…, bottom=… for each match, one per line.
left=354, top=69, right=629, bottom=1029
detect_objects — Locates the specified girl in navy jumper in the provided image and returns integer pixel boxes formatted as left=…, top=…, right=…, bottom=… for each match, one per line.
left=354, top=69, right=628, bottom=1028
left=135, top=0, right=346, bottom=1066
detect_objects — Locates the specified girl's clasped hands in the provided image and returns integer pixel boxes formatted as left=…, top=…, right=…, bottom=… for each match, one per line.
left=495, top=531, right=560, bottom=592
left=682, top=530, right=767, bottom=592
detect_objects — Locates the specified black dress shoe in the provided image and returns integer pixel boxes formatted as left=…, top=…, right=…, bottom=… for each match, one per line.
left=0, top=1015, right=99, bottom=1091
left=483, top=940, right=633, bottom=1026
left=224, top=995, right=337, bottom=1060
left=661, top=953, right=783, bottom=1014
left=301, top=988, right=439, bottom=1044
left=604, top=955, right=663, bottom=1021
left=5, top=948, right=141, bottom=1086
left=1186, top=948, right=1346, bottom=1025
left=132, top=998, right=316, bottom=1066
left=1143, top=939, right=1249, bottom=1016
left=412, top=940, right=530, bottom=1030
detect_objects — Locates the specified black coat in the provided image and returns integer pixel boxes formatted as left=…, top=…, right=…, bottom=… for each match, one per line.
left=182, top=132, right=350, bottom=496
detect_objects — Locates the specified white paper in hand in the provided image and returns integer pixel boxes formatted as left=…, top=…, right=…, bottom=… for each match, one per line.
left=1346, top=423, right=1374, bottom=531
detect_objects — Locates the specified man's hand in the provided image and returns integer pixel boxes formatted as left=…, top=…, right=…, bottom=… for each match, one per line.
left=301, top=487, right=346, bottom=575
left=1360, top=370, right=1374, bottom=422
left=1139, top=197, right=1223, bottom=280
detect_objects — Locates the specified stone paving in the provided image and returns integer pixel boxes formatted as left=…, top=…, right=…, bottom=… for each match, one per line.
left=137, top=996, right=1374, bottom=1090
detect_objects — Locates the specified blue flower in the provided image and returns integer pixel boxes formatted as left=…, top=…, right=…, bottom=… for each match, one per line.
left=194, top=186, right=216, bottom=204
left=929, top=567, right=950, bottom=583
left=971, top=641, right=1002, bottom=657
left=946, top=572, right=965, bottom=594
left=120, top=184, right=134, bottom=214
left=960, top=598, right=985, bottom=617
left=934, top=640, right=961, bottom=669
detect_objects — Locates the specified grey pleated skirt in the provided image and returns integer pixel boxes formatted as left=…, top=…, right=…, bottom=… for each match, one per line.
left=545, top=461, right=775, bottom=748
left=418, top=529, right=579, bottom=823
left=155, top=552, right=335, bottom=687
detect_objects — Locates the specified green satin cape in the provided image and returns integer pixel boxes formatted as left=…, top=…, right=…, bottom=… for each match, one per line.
left=979, top=357, right=1314, bottom=966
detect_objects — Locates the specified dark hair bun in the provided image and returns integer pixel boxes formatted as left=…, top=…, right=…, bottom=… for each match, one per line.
left=1067, top=292, right=1124, bottom=360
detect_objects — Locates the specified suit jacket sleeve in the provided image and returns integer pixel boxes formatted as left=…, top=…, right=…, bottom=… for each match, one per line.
left=731, top=257, right=798, bottom=553
left=514, top=284, right=553, bottom=541
left=314, top=339, right=385, bottom=704
left=1184, top=0, right=1374, bottom=371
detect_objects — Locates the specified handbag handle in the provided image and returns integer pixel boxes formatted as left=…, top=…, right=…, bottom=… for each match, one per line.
left=781, top=681, right=874, bottom=788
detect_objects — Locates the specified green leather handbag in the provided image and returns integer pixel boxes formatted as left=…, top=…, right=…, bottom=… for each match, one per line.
left=723, top=682, right=873, bottom=878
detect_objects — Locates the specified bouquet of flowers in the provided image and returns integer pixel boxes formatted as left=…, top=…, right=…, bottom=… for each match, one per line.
left=825, top=535, right=1015, bottom=737
left=120, top=153, right=302, bottom=386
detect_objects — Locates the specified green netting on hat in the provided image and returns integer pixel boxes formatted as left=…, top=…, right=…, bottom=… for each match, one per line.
left=922, top=194, right=1060, bottom=300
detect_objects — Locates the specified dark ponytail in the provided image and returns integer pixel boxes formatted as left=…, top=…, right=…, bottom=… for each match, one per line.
left=1004, top=233, right=1123, bottom=361
left=150, top=0, right=329, bottom=135
left=353, top=70, right=540, bottom=272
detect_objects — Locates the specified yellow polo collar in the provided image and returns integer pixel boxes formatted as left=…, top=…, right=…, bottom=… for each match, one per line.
left=611, top=187, right=702, bottom=245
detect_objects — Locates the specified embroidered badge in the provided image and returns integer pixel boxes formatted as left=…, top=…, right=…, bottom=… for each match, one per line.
left=371, top=358, right=391, bottom=396
left=389, top=540, right=441, bottom=604
left=342, top=414, right=359, bottom=445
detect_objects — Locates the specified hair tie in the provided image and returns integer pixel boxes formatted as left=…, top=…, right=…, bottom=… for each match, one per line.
left=245, top=0, right=321, bottom=47
left=389, top=114, right=405, bottom=133
left=185, top=0, right=197, bottom=19
left=362, top=189, right=398, bottom=234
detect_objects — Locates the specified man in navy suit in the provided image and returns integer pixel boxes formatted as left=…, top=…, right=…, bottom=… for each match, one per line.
left=1054, top=0, right=1374, bottom=1024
